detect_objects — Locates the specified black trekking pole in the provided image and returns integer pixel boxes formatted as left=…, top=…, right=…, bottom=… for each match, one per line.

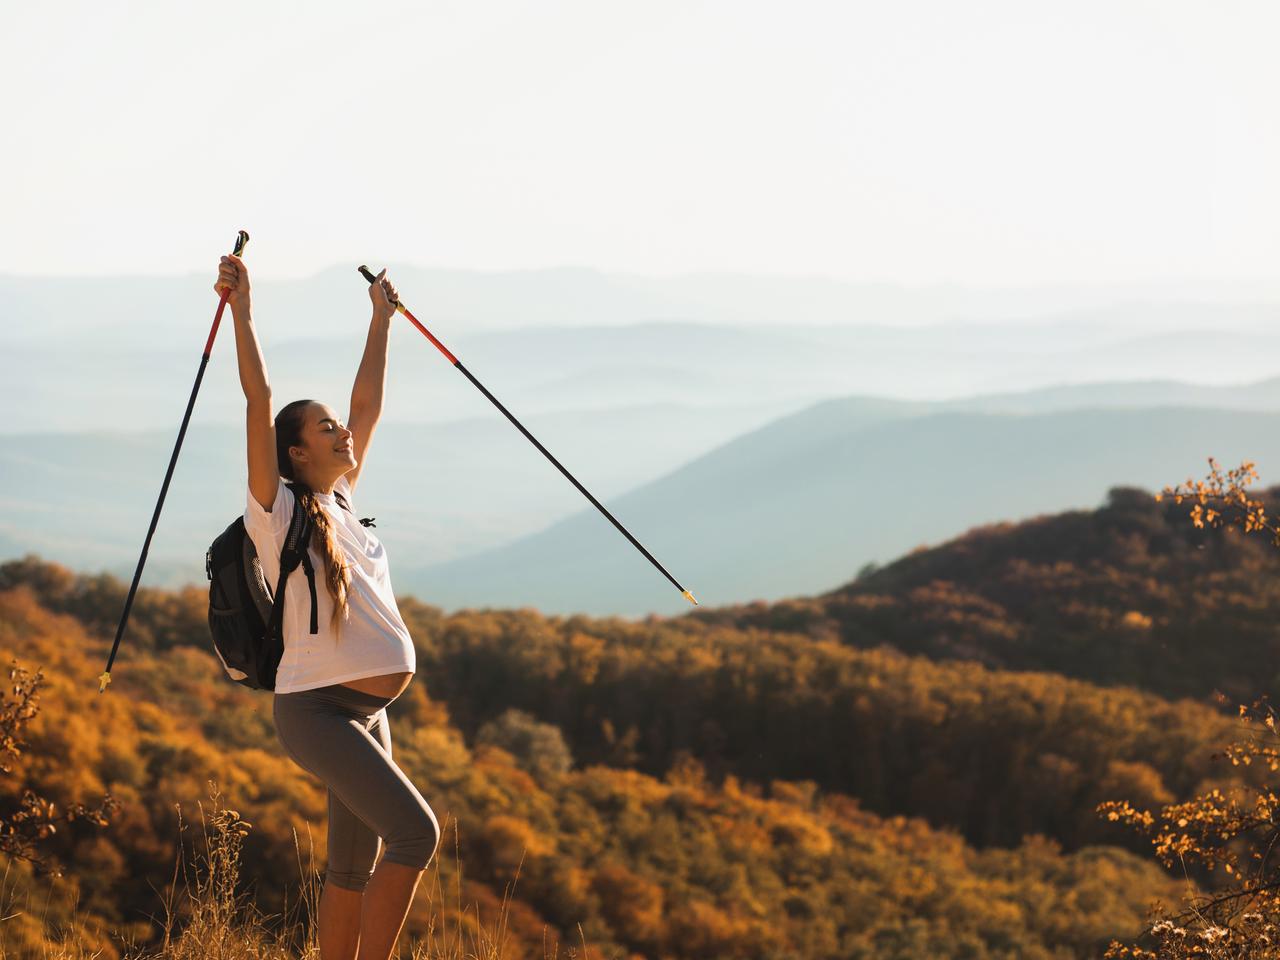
left=98, top=230, right=250, bottom=693
left=357, top=264, right=698, bottom=607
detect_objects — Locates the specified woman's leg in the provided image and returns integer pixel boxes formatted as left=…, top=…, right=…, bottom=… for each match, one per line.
left=318, top=789, right=382, bottom=959
left=319, top=880, right=363, bottom=960
left=356, top=708, right=429, bottom=960
left=359, top=862, right=426, bottom=960
left=276, top=691, right=381, bottom=960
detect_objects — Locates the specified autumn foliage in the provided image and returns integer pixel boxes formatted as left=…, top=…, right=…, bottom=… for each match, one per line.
left=0, top=662, right=117, bottom=875
left=5, top=467, right=1275, bottom=958
left=1091, top=459, right=1280, bottom=959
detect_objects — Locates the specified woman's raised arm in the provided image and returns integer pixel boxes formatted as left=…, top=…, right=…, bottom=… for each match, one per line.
left=216, top=254, right=278, bottom=511
left=344, top=268, right=398, bottom=494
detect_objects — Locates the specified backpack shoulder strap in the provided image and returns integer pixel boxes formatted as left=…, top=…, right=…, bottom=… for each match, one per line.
left=269, top=483, right=319, bottom=637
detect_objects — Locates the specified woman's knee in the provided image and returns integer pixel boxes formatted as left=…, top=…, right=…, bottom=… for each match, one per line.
left=380, top=801, right=441, bottom=870
left=325, top=864, right=376, bottom=893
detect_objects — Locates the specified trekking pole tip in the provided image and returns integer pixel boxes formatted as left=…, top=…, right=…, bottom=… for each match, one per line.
left=97, top=671, right=111, bottom=694
left=682, top=589, right=698, bottom=606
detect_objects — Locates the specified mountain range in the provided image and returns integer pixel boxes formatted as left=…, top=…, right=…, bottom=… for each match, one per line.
left=7, top=375, right=1280, bottom=616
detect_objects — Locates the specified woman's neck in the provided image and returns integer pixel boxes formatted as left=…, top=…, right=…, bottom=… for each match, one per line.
left=295, top=470, right=337, bottom=496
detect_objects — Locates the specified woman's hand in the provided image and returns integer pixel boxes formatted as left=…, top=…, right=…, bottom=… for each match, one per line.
left=368, top=268, right=399, bottom=323
left=214, top=254, right=252, bottom=314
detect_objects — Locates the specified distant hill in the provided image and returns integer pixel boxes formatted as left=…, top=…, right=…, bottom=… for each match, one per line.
left=15, top=379, right=1280, bottom=612
left=954, top=374, right=1280, bottom=412
left=694, top=482, right=1280, bottom=706
left=8, top=273, right=1280, bottom=434
left=0, top=399, right=799, bottom=583
left=12, top=266, right=1275, bottom=348
left=404, top=405, right=1280, bottom=616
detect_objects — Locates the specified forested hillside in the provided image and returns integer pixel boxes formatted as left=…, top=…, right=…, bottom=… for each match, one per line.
left=0, top=553, right=1203, bottom=958
left=696, top=485, right=1280, bottom=706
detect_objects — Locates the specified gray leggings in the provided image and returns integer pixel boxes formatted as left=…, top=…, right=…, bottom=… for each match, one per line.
left=273, top=683, right=441, bottom=892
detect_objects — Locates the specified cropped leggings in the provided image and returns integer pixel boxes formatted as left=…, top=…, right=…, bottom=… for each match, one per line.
left=273, top=683, right=441, bottom=892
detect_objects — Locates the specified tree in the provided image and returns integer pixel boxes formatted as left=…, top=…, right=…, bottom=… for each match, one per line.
left=0, top=660, right=118, bottom=877
left=1102, top=458, right=1280, bottom=958
left=475, top=708, right=574, bottom=780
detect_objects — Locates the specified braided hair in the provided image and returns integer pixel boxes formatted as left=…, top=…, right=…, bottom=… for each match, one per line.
left=275, top=399, right=350, bottom=634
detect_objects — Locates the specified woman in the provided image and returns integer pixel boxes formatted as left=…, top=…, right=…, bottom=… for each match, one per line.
left=215, top=253, right=440, bottom=960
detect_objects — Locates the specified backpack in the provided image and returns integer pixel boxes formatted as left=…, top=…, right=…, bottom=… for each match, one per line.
left=205, top=481, right=370, bottom=690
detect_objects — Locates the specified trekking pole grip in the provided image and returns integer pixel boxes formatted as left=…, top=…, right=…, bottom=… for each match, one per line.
left=358, top=265, right=400, bottom=306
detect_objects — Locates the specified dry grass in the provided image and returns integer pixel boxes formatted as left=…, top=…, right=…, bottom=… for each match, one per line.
left=0, top=783, right=584, bottom=960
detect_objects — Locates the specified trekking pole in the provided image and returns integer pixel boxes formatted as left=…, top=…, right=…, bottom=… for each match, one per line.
left=357, top=265, right=698, bottom=607
left=98, top=230, right=250, bottom=694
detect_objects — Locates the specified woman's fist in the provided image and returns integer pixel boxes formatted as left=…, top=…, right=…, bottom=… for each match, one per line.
left=369, top=268, right=398, bottom=322
left=214, top=254, right=251, bottom=312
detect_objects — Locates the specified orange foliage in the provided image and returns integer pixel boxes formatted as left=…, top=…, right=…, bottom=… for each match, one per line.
left=0, top=557, right=1204, bottom=958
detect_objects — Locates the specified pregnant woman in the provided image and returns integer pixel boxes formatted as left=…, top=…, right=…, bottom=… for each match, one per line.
left=215, top=252, right=440, bottom=960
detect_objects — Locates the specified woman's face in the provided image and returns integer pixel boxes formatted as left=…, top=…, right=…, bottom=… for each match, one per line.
left=289, top=402, right=357, bottom=479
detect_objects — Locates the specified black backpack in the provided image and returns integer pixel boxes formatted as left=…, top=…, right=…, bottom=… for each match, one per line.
left=205, top=482, right=369, bottom=690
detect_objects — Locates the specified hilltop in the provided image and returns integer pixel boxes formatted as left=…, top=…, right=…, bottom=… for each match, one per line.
left=693, top=484, right=1280, bottom=706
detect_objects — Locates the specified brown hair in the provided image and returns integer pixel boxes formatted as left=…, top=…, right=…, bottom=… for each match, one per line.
left=275, top=399, right=349, bottom=633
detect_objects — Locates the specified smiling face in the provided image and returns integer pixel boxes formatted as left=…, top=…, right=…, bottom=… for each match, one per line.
left=284, top=401, right=356, bottom=488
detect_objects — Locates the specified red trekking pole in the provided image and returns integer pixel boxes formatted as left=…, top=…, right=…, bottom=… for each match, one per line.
left=357, top=264, right=698, bottom=607
left=98, top=230, right=250, bottom=693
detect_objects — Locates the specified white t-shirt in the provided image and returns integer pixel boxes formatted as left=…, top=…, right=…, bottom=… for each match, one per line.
left=243, top=473, right=416, bottom=694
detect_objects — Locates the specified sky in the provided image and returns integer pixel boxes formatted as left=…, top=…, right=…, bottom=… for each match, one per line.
left=3, top=0, right=1278, bottom=287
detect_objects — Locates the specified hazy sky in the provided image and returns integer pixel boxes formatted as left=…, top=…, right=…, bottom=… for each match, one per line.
left=4, top=0, right=1277, bottom=286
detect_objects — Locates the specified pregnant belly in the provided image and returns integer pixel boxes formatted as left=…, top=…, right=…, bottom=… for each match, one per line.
left=339, top=671, right=414, bottom=699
